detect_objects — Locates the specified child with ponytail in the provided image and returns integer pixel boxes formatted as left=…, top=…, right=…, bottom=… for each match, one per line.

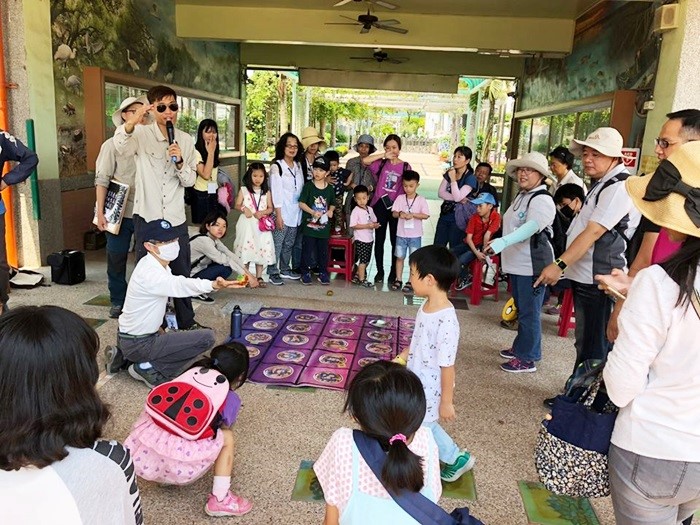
left=314, top=361, right=441, bottom=524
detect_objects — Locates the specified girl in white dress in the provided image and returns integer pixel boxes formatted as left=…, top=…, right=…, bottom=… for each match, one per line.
left=234, top=163, right=276, bottom=286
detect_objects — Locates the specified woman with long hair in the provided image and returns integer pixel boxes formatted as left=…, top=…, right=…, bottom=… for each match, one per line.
left=192, top=119, right=222, bottom=223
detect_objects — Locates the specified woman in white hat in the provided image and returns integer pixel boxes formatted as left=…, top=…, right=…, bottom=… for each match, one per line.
left=486, top=151, right=555, bottom=374
left=602, top=141, right=700, bottom=525
left=300, top=127, right=327, bottom=182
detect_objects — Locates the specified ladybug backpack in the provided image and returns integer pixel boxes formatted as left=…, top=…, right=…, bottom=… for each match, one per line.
left=146, top=367, right=230, bottom=440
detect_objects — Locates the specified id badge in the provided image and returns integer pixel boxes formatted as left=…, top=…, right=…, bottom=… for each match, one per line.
left=404, top=219, right=415, bottom=229
left=207, top=182, right=218, bottom=194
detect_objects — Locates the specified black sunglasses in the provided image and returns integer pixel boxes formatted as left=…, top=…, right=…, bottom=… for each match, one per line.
left=156, top=103, right=179, bottom=113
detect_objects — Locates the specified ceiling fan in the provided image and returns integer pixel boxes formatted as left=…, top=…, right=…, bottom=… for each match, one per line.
left=350, top=48, right=408, bottom=64
left=333, top=0, right=398, bottom=10
left=326, top=9, right=408, bottom=34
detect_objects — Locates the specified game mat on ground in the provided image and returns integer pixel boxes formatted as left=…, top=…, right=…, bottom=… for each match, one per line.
left=237, top=308, right=415, bottom=391
left=291, top=460, right=477, bottom=502
left=84, top=294, right=112, bottom=307
left=518, top=481, right=600, bottom=525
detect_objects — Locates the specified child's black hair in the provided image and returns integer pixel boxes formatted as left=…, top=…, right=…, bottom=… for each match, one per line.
left=195, top=119, right=220, bottom=168
left=323, top=150, right=340, bottom=164
left=193, top=342, right=249, bottom=390
left=243, top=162, right=269, bottom=195
left=402, top=170, right=420, bottom=183
left=344, top=361, right=426, bottom=494
left=353, top=184, right=369, bottom=196
left=199, top=210, right=228, bottom=235
left=409, top=245, right=460, bottom=292
left=553, top=183, right=586, bottom=206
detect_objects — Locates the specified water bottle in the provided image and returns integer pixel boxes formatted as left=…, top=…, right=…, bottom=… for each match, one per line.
left=230, top=305, right=242, bottom=339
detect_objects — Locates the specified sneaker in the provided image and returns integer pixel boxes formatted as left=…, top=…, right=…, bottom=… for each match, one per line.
left=318, top=273, right=330, bottom=285
left=500, top=319, right=519, bottom=331
left=455, top=277, right=471, bottom=291
left=205, top=491, right=253, bottom=517
left=269, top=274, right=284, bottom=286
left=280, top=270, right=301, bottom=280
left=499, top=348, right=515, bottom=360
left=543, top=304, right=561, bottom=316
left=301, top=273, right=312, bottom=285
left=373, top=271, right=385, bottom=283
left=543, top=396, right=557, bottom=408
left=361, top=280, right=374, bottom=288
left=500, top=357, right=537, bottom=373
left=128, top=363, right=168, bottom=388
left=104, top=345, right=126, bottom=374
left=440, top=450, right=476, bottom=482
left=193, top=293, right=214, bottom=303
left=109, top=305, right=123, bottom=319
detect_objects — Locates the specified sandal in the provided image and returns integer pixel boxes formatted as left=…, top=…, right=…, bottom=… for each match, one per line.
left=351, top=275, right=361, bottom=285
left=402, top=282, right=413, bottom=294
left=257, top=277, right=267, bottom=289
left=390, top=280, right=402, bottom=291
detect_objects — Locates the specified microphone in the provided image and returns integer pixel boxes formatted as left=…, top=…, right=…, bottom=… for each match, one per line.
left=165, top=121, right=178, bottom=163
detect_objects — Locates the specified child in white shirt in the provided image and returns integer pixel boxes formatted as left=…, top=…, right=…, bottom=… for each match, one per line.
left=348, top=185, right=379, bottom=287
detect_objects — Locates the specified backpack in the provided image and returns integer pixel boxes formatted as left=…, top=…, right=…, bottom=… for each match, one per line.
left=525, top=189, right=557, bottom=274
left=189, top=233, right=208, bottom=271
left=146, top=367, right=230, bottom=440
left=454, top=200, right=478, bottom=231
left=589, top=173, right=637, bottom=261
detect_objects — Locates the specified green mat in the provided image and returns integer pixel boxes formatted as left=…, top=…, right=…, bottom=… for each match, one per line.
left=442, top=469, right=477, bottom=501
left=84, top=294, right=111, bottom=307
left=267, top=385, right=316, bottom=393
left=291, top=460, right=325, bottom=502
left=518, top=481, right=600, bottom=525
left=84, top=318, right=107, bottom=330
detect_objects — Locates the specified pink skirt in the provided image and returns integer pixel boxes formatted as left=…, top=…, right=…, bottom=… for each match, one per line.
left=124, top=411, right=224, bottom=485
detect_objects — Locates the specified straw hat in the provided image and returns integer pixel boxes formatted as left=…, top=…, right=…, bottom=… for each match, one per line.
left=569, top=127, right=630, bottom=159
left=505, top=151, right=550, bottom=179
left=626, top=141, right=700, bottom=238
left=354, top=134, right=376, bottom=154
left=300, top=127, right=327, bottom=151
left=111, top=95, right=149, bottom=127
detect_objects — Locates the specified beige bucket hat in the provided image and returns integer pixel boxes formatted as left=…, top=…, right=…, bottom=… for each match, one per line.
left=626, top=141, right=700, bottom=238
left=569, top=127, right=630, bottom=159
left=300, top=127, right=327, bottom=151
left=505, top=151, right=550, bottom=179
left=111, top=95, right=150, bottom=127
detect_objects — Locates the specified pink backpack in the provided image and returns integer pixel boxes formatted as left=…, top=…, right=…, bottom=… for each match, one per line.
left=146, top=367, right=230, bottom=440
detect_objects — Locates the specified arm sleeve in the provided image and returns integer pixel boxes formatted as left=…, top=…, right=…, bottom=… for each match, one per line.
left=269, top=162, right=283, bottom=209
left=487, top=213, right=501, bottom=235
left=94, top=139, right=116, bottom=188
left=349, top=207, right=361, bottom=228
left=150, top=268, right=214, bottom=297
left=175, top=135, right=197, bottom=187
left=113, top=124, right=139, bottom=156
left=215, top=239, right=247, bottom=275
left=603, top=268, right=673, bottom=408
left=437, top=178, right=452, bottom=201
left=313, top=429, right=351, bottom=509
left=488, top=220, right=539, bottom=254
left=451, top=181, right=474, bottom=201
left=466, top=215, right=479, bottom=235
left=0, top=132, right=38, bottom=186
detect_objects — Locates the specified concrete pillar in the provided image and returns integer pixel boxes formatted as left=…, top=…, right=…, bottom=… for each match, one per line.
left=640, top=0, right=700, bottom=174
left=2, top=0, right=63, bottom=267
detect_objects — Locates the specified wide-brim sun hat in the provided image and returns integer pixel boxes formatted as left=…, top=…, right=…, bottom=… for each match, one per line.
left=354, top=134, right=376, bottom=154
left=505, top=151, right=550, bottom=179
left=300, top=126, right=328, bottom=152
left=111, top=95, right=149, bottom=127
left=626, top=141, right=700, bottom=239
left=569, top=127, right=631, bottom=159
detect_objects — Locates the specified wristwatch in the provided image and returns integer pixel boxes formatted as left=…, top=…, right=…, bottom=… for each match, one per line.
left=554, top=258, right=568, bottom=271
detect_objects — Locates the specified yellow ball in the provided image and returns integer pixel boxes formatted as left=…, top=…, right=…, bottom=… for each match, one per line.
left=502, top=297, right=518, bottom=321
left=326, top=290, right=334, bottom=296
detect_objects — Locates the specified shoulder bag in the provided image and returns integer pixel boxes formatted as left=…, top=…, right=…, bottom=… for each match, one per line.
left=352, top=430, right=485, bottom=525
left=250, top=189, right=275, bottom=232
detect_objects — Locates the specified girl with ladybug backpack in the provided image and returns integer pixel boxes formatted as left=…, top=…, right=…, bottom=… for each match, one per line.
left=125, top=343, right=253, bottom=518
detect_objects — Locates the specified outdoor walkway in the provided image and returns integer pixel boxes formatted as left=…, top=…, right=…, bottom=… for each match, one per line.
left=9, top=204, right=617, bottom=524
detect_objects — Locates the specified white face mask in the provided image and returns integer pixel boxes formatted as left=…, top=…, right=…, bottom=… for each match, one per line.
left=155, top=241, right=180, bottom=262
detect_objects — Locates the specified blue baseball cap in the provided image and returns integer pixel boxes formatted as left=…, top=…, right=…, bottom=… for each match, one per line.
left=470, top=193, right=497, bottom=206
left=142, top=219, right=178, bottom=243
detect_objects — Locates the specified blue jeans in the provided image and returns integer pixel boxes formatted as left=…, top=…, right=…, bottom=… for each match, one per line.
left=571, top=281, right=613, bottom=372
left=509, top=274, right=546, bottom=362
left=451, top=243, right=478, bottom=278
left=194, top=263, right=231, bottom=281
left=268, top=225, right=297, bottom=276
left=434, top=214, right=463, bottom=249
left=394, top=235, right=421, bottom=259
left=609, top=444, right=700, bottom=525
left=106, top=218, right=134, bottom=307
left=424, top=421, right=460, bottom=464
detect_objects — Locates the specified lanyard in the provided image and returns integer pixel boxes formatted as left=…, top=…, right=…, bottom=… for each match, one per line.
left=251, top=189, right=262, bottom=211
left=405, top=194, right=416, bottom=212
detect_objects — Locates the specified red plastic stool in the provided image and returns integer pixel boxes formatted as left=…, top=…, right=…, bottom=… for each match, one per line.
left=459, top=255, right=500, bottom=306
left=327, top=236, right=354, bottom=281
left=557, top=288, right=576, bottom=337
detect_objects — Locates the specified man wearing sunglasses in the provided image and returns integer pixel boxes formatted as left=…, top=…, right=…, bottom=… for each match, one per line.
left=114, top=85, right=200, bottom=330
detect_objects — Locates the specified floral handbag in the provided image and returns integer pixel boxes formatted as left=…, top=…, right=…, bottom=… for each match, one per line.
left=250, top=190, right=275, bottom=232
left=534, top=361, right=618, bottom=498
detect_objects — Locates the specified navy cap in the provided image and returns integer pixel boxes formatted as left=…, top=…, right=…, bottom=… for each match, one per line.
left=312, top=157, right=330, bottom=171
left=142, top=219, right=178, bottom=243
left=470, top=193, right=497, bottom=206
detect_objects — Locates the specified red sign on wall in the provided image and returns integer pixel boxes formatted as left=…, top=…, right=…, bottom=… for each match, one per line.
left=621, top=148, right=640, bottom=175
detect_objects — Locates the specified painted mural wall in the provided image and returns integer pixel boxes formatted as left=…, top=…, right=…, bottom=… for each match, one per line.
left=51, top=0, right=241, bottom=182
left=520, top=2, right=660, bottom=112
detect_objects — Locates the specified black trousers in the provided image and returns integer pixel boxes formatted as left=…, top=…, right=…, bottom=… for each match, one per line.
left=300, top=235, right=329, bottom=275
left=372, top=199, right=398, bottom=280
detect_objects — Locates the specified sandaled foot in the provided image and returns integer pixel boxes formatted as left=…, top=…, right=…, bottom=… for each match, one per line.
left=390, top=280, right=402, bottom=291
left=402, top=282, right=413, bottom=294
left=257, top=277, right=267, bottom=288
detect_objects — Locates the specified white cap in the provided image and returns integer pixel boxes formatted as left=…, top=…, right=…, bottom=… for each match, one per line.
left=569, top=127, right=630, bottom=159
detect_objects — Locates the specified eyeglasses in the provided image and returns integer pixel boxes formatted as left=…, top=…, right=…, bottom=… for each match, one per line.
left=655, top=137, right=679, bottom=149
left=285, top=144, right=299, bottom=149
left=156, top=103, right=179, bottom=113
left=516, top=167, right=538, bottom=174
